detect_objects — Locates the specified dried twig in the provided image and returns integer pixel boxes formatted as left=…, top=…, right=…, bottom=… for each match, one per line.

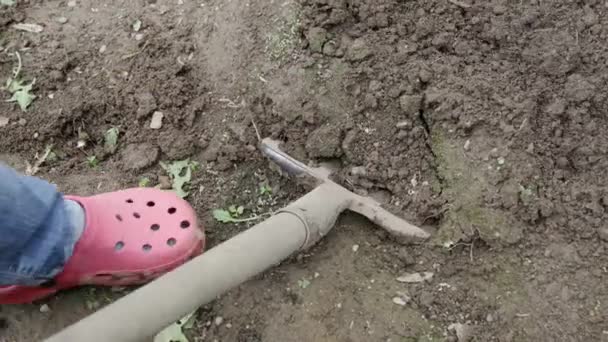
left=251, top=117, right=262, bottom=141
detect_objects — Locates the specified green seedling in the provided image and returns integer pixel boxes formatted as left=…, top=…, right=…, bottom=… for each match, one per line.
left=103, top=127, right=119, bottom=154
left=4, top=52, right=36, bottom=111
left=87, top=155, right=99, bottom=168
left=212, top=208, right=262, bottom=224
left=160, top=159, right=199, bottom=199
left=259, top=184, right=272, bottom=196
left=132, top=19, right=142, bottom=32
left=138, top=177, right=150, bottom=187
left=229, top=205, right=245, bottom=217
left=297, top=278, right=311, bottom=289
left=154, top=310, right=196, bottom=342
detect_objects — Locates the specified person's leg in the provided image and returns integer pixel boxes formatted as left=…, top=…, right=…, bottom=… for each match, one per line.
left=0, top=165, right=84, bottom=286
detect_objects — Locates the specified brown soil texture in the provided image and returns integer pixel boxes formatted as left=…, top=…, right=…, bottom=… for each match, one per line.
left=1, top=0, right=608, bottom=341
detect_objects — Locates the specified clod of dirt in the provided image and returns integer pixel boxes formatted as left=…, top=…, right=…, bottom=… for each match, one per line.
left=306, top=27, right=328, bottom=53
left=158, top=130, right=195, bottom=160
left=346, top=38, right=372, bottom=61
left=135, top=91, right=157, bottom=119
left=158, top=175, right=172, bottom=190
left=565, top=74, right=595, bottom=102
left=397, top=249, right=415, bottom=266
left=150, top=111, right=164, bottom=129
left=448, top=323, right=474, bottom=342
left=305, top=124, right=343, bottom=158
left=399, top=94, right=423, bottom=116
left=48, top=70, right=65, bottom=82
left=121, top=143, right=159, bottom=170
left=200, top=136, right=222, bottom=162
left=597, top=227, right=608, bottom=242
left=0, top=116, right=8, bottom=128
left=545, top=98, right=566, bottom=116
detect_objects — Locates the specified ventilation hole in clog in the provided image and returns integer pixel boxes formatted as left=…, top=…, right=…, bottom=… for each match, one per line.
left=180, top=220, right=190, bottom=229
left=116, top=214, right=123, bottom=221
left=142, top=244, right=152, bottom=252
left=167, top=238, right=176, bottom=246
left=168, top=207, right=176, bottom=214
left=115, top=241, right=125, bottom=251
left=147, top=201, right=155, bottom=207
left=150, top=224, right=160, bottom=231
left=133, top=212, right=141, bottom=219
left=126, top=199, right=134, bottom=203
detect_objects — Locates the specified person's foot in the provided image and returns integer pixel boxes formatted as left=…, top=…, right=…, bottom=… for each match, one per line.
left=0, top=188, right=205, bottom=304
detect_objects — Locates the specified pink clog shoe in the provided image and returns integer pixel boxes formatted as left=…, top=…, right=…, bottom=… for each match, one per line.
left=0, top=188, right=205, bottom=304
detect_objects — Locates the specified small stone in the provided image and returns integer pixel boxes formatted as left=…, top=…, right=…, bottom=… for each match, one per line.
left=396, top=272, right=434, bottom=283
left=392, top=296, right=408, bottom=306
left=158, top=175, right=171, bottom=189
left=99, top=45, right=107, bottom=53
left=214, top=316, right=224, bottom=326
left=486, top=313, right=494, bottom=322
left=149, top=111, right=164, bottom=129
left=350, top=166, right=367, bottom=176
left=307, top=27, right=328, bottom=53
left=67, top=0, right=76, bottom=7
left=399, top=94, right=423, bottom=116
left=352, top=244, right=359, bottom=252
left=598, top=227, right=608, bottom=242
left=497, top=157, right=505, bottom=165
left=464, top=139, right=471, bottom=151
left=55, top=16, right=68, bottom=24
left=0, top=116, right=9, bottom=128
left=18, top=118, right=27, bottom=126
left=39, top=304, right=51, bottom=313
left=225, top=323, right=232, bottom=329
left=134, top=33, right=145, bottom=41
left=418, top=69, right=433, bottom=83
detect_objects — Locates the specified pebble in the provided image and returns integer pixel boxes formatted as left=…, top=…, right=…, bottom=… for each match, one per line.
left=225, top=323, right=232, bottom=329
left=55, top=16, right=68, bottom=24
left=497, top=157, right=505, bottom=165
left=39, top=304, right=51, bottom=313
left=352, top=244, right=359, bottom=252
left=135, top=33, right=145, bottom=41
left=392, top=296, right=408, bottom=306
left=67, top=0, right=76, bottom=7
left=99, top=45, right=107, bottom=54
left=214, top=316, right=224, bottom=326
left=463, top=139, right=471, bottom=151
left=150, top=111, right=164, bottom=129
left=18, top=118, right=27, bottom=126
left=396, top=272, right=434, bottom=283
left=0, top=116, right=9, bottom=128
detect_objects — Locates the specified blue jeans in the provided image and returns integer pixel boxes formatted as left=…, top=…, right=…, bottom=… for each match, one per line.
left=0, top=165, right=81, bottom=286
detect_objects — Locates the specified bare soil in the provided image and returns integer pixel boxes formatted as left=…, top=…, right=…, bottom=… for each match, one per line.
left=1, top=0, right=608, bottom=341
